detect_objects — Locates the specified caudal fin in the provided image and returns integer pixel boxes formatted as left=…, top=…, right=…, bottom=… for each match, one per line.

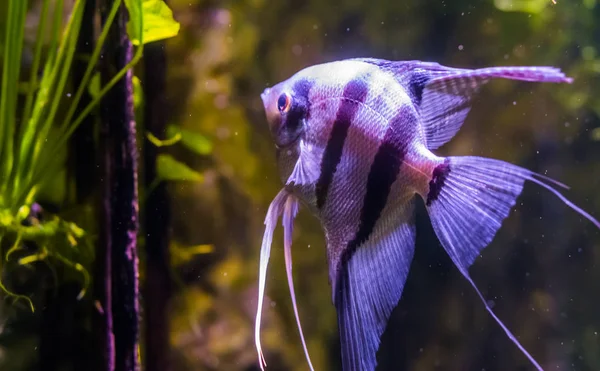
left=424, top=156, right=600, bottom=371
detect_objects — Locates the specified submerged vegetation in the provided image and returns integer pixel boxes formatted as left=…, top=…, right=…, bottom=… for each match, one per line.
left=0, top=0, right=599, bottom=370
left=0, top=0, right=181, bottom=309
left=0, top=0, right=113, bottom=311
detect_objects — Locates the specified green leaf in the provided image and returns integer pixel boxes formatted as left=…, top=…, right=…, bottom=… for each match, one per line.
left=133, top=75, right=143, bottom=108
left=141, top=0, right=180, bottom=44
left=167, top=125, right=213, bottom=155
left=156, top=154, right=203, bottom=182
left=88, top=73, right=100, bottom=98
left=124, top=0, right=142, bottom=45
left=493, top=0, right=549, bottom=13
left=125, top=0, right=180, bottom=46
left=0, top=0, right=28, bottom=194
left=147, top=131, right=181, bottom=147
left=170, top=241, right=214, bottom=267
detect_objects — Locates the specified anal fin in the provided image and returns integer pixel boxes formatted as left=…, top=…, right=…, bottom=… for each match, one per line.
left=334, top=200, right=416, bottom=371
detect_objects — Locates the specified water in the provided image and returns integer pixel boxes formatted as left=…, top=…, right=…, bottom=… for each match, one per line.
left=1, top=0, right=599, bottom=370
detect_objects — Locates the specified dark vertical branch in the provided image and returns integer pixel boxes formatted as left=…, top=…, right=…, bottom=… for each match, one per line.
left=93, top=109, right=115, bottom=371
left=93, top=0, right=117, bottom=369
left=94, top=1, right=140, bottom=371
left=143, top=41, right=173, bottom=371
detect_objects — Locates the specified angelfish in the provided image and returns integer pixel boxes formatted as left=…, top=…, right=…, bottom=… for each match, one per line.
left=254, top=58, right=600, bottom=371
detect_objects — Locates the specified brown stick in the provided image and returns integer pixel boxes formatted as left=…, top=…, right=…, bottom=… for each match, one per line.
left=94, top=1, right=140, bottom=370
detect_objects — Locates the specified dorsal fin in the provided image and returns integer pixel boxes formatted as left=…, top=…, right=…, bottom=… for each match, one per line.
left=353, top=58, right=572, bottom=150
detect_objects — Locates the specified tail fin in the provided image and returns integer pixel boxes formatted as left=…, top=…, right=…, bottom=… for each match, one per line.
left=424, top=156, right=600, bottom=371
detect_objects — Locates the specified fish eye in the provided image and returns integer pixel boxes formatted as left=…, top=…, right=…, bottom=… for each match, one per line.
left=277, top=93, right=292, bottom=113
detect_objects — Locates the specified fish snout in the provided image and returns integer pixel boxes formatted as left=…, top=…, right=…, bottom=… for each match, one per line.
left=260, top=86, right=282, bottom=136
left=260, top=88, right=271, bottom=105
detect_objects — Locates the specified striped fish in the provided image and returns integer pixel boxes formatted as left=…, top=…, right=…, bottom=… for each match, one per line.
left=254, top=58, right=600, bottom=371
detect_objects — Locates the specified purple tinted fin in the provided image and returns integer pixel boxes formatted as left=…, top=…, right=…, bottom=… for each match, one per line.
left=282, top=195, right=315, bottom=371
left=420, top=66, right=572, bottom=150
left=286, top=139, right=321, bottom=186
left=425, top=155, right=600, bottom=370
left=354, top=58, right=573, bottom=150
left=334, top=201, right=416, bottom=371
left=353, top=57, right=451, bottom=77
left=255, top=189, right=289, bottom=370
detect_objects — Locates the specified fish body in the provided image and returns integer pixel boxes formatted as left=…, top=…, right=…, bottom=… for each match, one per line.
left=264, top=60, right=439, bottom=285
left=255, top=58, right=599, bottom=371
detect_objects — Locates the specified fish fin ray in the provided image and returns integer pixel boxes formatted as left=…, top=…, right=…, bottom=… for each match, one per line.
left=255, top=189, right=289, bottom=370
left=461, top=268, right=544, bottom=370
left=354, top=58, right=572, bottom=150
left=282, top=195, right=315, bottom=371
left=287, top=140, right=321, bottom=186
left=425, top=155, right=600, bottom=370
left=334, top=200, right=416, bottom=371
left=352, top=57, right=453, bottom=75
left=425, top=156, right=599, bottom=268
left=419, top=66, right=572, bottom=150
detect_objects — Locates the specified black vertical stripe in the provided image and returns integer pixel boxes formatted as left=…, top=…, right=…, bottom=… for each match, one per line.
left=426, top=158, right=451, bottom=206
left=286, top=78, right=312, bottom=126
left=292, top=79, right=312, bottom=101
left=277, top=79, right=313, bottom=146
left=342, top=105, right=415, bottom=264
left=408, top=70, right=430, bottom=106
left=316, top=78, right=369, bottom=209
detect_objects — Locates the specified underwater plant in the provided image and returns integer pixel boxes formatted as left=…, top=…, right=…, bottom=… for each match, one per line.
left=0, top=0, right=179, bottom=311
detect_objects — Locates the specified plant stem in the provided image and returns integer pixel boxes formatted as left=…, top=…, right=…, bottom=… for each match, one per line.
left=17, top=0, right=145, bottom=207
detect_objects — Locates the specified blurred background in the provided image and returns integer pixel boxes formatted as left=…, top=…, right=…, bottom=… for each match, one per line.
left=1, top=0, right=599, bottom=370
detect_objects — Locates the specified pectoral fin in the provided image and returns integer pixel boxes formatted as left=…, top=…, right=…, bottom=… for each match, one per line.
left=286, top=139, right=321, bottom=186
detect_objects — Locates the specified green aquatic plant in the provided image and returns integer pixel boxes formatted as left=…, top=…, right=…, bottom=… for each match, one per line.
left=145, top=124, right=212, bottom=192
left=0, top=0, right=180, bottom=311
